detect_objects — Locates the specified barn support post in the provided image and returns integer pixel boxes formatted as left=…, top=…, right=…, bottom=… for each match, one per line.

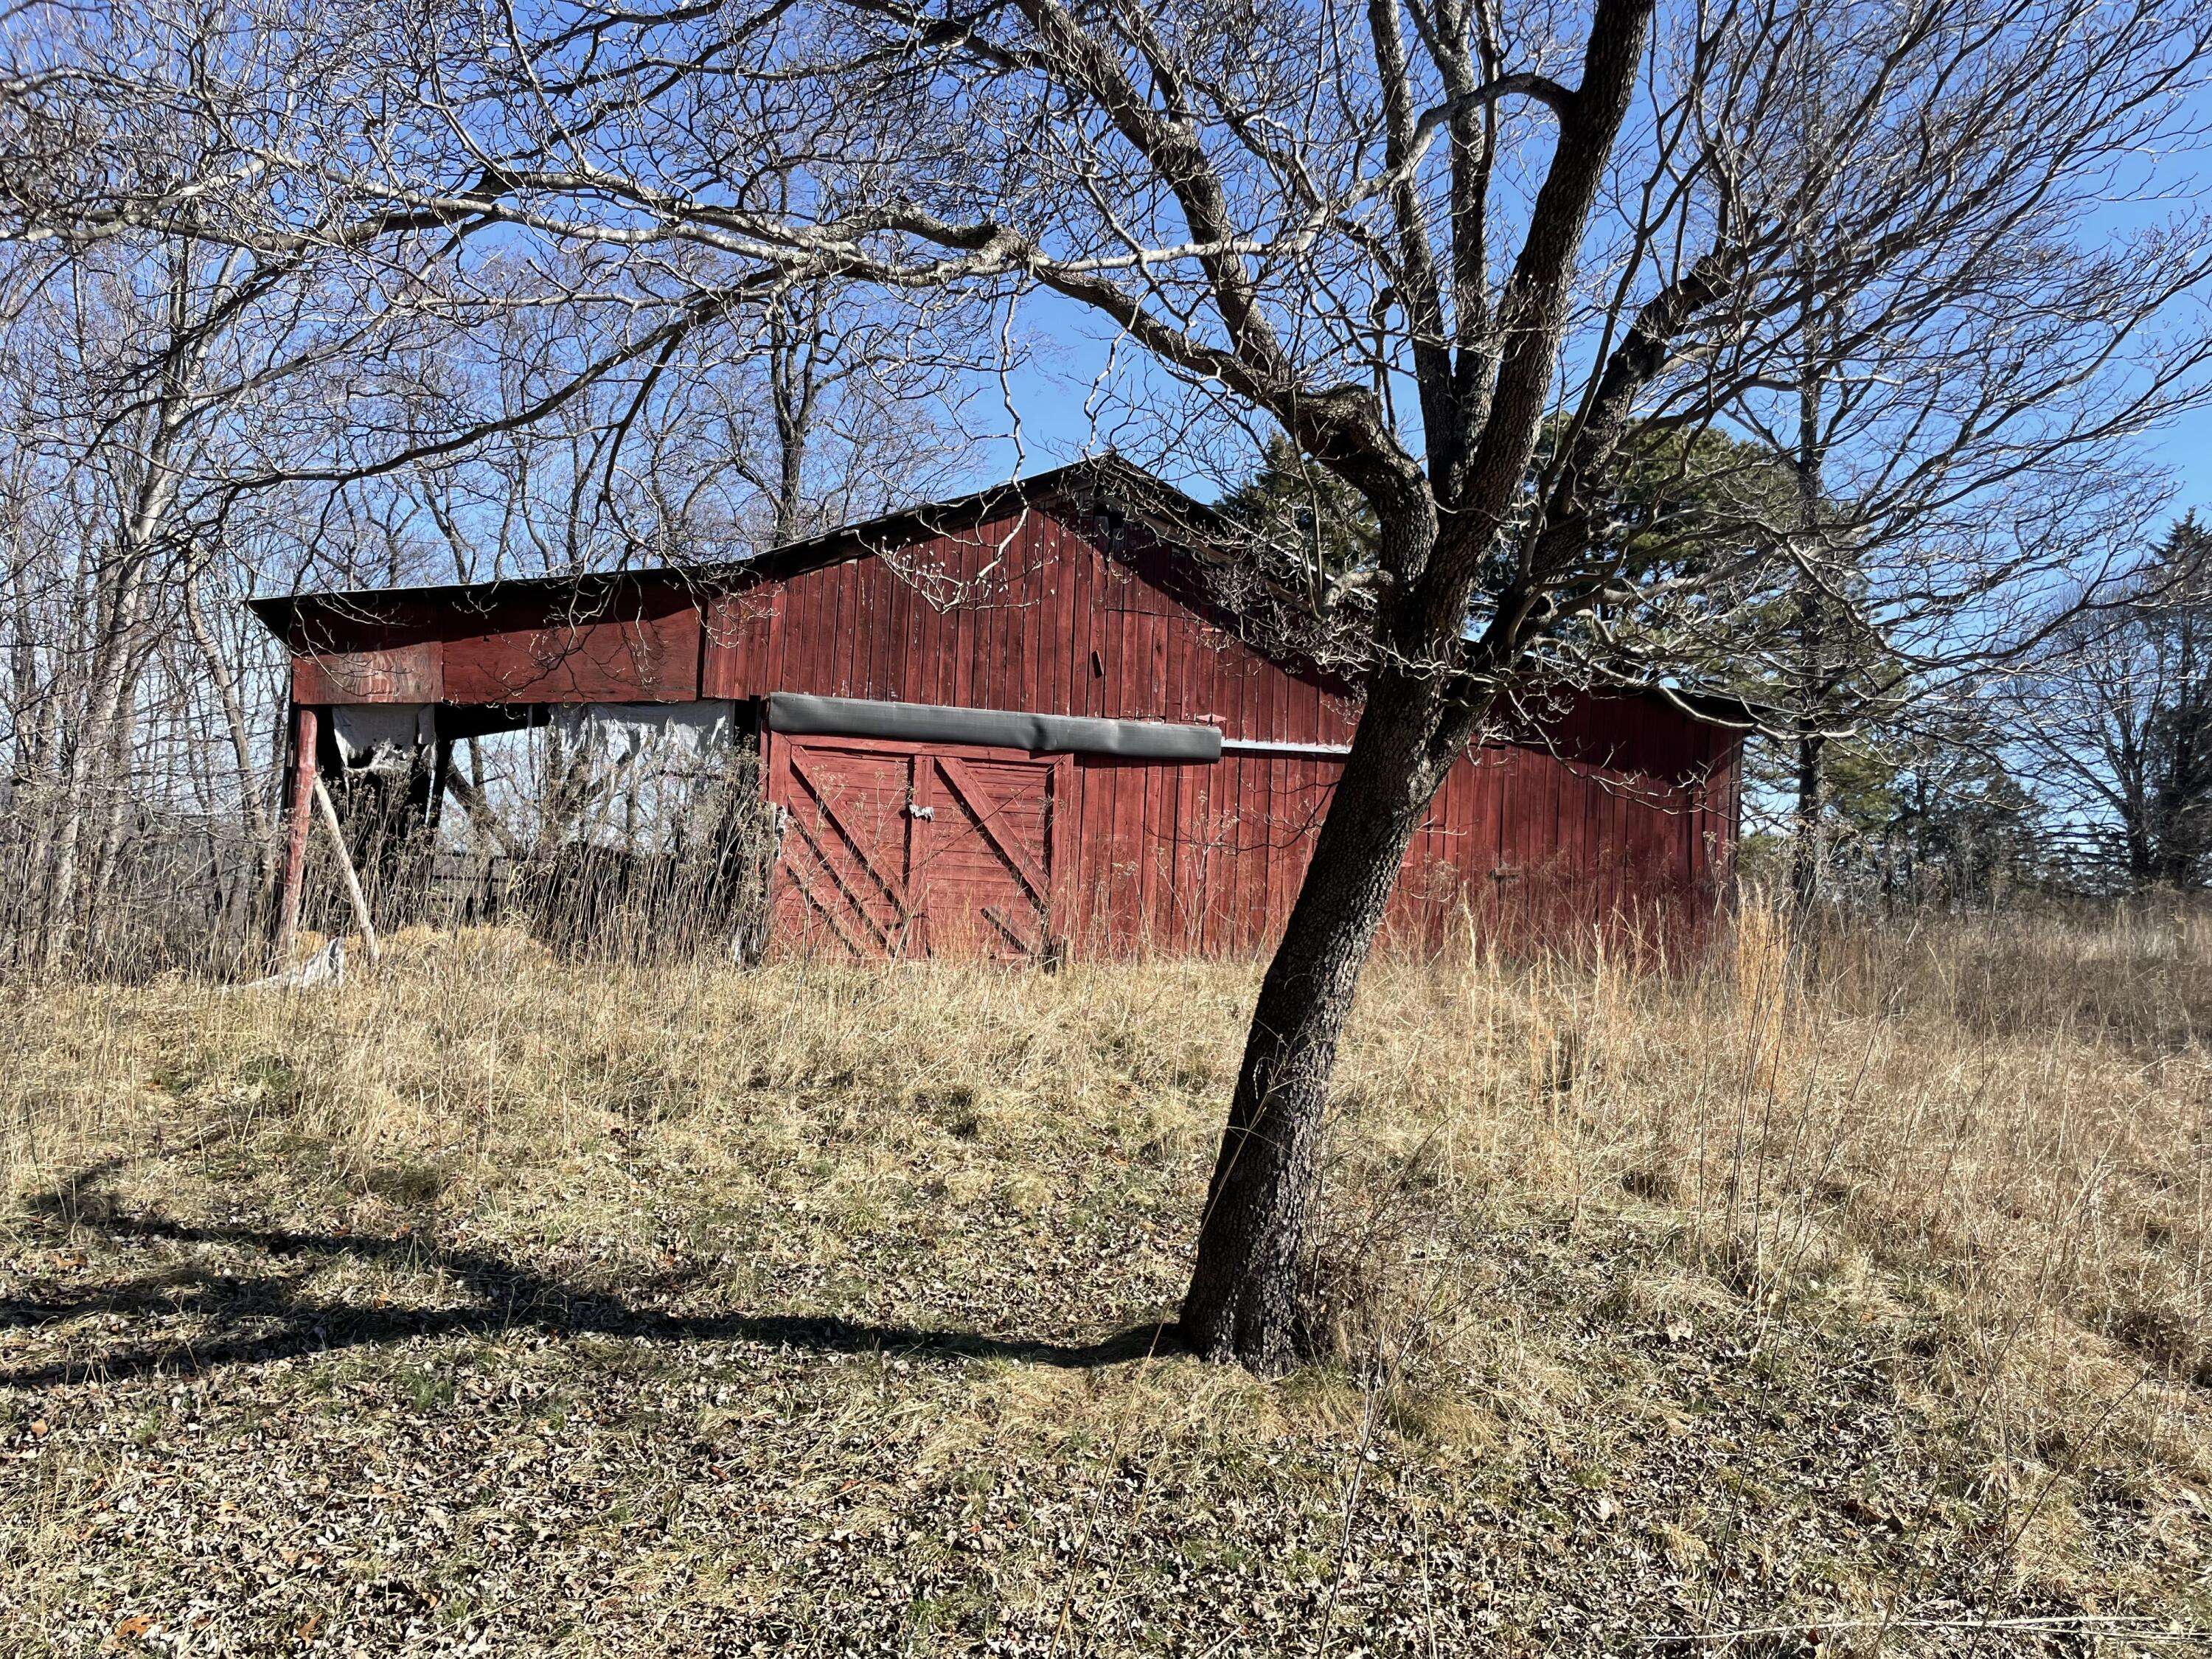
left=274, top=702, right=319, bottom=963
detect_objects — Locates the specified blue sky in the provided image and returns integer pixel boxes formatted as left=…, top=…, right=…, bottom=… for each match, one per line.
left=992, top=306, right=2212, bottom=535
left=2094, top=78, right=2212, bottom=529
left=982, top=72, right=2212, bottom=538
left=2154, top=403, right=2212, bottom=518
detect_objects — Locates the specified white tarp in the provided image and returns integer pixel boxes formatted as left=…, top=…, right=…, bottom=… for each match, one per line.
left=552, top=700, right=740, bottom=764
left=331, top=703, right=437, bottom=771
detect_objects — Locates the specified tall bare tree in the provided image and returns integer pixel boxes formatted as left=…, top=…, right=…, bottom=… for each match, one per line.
left=0, top=0, right=981, bottom=967
left=0, top=237, right=328, bottom=966
left=2008, top=515, right=2212, bottom=889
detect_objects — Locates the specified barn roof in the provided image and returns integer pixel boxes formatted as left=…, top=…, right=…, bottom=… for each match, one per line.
left=246, top=453, right=1768, bottom=731
left=245, top=455, right=1205, bottom=630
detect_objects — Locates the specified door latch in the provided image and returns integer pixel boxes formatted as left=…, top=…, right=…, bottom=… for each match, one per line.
left=907, top=803, right=935, bottom=820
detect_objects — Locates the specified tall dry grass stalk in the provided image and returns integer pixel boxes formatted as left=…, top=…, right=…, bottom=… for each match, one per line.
left=1321, top=897, right=2212, bottom=1566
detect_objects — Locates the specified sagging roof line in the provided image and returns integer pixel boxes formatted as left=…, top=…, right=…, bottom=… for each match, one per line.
left=245, top=454, right=1183, bottom=628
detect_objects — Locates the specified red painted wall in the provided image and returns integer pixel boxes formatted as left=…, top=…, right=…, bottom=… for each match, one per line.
left=700, top=506, right=1362, bottom=745
left=279, top=587, right=700, bottom=706
left=270, top=492, right=1739, bottom=957
left=703, top=501, right=1736, bottom=956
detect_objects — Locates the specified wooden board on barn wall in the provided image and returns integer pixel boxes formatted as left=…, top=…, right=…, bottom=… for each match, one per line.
left=1528, top=691, right=1717, bottom=783
left=702, top=504, right=1363, bottom=748
left=441, top=594, right=702, bottom=703
left=1053, top=737, right=1725, bottom=959
left=279, top=602, right=453, bottom=705
left=293, top=641, right=444, bottom=705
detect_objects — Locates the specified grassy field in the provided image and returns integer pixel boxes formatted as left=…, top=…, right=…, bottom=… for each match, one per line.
left=1, top=908, right=2208, bottom=1654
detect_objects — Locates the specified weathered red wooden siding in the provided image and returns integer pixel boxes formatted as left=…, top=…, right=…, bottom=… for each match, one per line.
left=700, top=506, right=1361, bottom=745
left=282, top=585, right=702, bottom=707
left=701, top=501, right=1733, bottom=956
left=268, top=489, right=1737, bottom=958
left=768, top=734, right=1074, bottom=959
left=1043, top=740, right=1735, bottom=959
left=439, top=594, right=700, bottom=704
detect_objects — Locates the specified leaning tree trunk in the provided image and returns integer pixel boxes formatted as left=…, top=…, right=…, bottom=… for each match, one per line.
left=1174, top=0, right=1652, bottom=1370
left=1178, top=667, right=1458, bottom=1371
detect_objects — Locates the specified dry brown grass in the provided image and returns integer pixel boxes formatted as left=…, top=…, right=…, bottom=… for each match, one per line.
left=0, top=905, right=2208, bottom=1653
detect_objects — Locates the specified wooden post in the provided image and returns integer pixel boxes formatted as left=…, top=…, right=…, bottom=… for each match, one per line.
left=274, top=703, right=319, bottom=961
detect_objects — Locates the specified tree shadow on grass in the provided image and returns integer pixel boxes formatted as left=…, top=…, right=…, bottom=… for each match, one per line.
left=1, top=1164, right=1180, bottom=1388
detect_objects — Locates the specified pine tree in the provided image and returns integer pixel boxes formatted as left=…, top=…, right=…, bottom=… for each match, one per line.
left=1217, top=435, right=1379, bottom=583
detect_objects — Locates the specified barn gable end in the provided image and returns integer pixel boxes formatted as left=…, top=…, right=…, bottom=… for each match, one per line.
left=697, top=495, right=1360, bottom=746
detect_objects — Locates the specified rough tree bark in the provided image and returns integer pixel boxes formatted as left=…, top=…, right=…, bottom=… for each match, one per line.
left=1177, top=0, right=1657, bottom=1370
left=1180, top=659, right=1469, bottom=1364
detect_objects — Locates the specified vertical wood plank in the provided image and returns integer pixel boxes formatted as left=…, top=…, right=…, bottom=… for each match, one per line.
left=274, top=703, right=319, bottom=961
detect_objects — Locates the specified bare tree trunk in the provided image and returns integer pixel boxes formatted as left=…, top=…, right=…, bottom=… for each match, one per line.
left=34, top=250, right=211, bottom=970
left=1791, top=726, right=1826, bottom=910
left=766, top=298, right=820, bottom=546
left=36, top=546, right=158, bottom=970
left=4, top=554, right=55, bottom=787
left=1180, top=559, right=1477, bottom=1367
left=1177, top=0, right=1655, bottom=1368
left=2126, top=823, right=2155, bottom=887
left=1787, top=253, right=1830, bottom=915
left=83, top=650, right=148, bottom=944
left=183, top=573, right=279, bottom=899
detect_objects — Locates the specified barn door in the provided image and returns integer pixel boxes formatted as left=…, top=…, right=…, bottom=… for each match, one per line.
left=911, top=751, right=1068, bottom=961
left=769, top=737, right=1066, bottom=961
left=771, top=739, right=922, bottom=957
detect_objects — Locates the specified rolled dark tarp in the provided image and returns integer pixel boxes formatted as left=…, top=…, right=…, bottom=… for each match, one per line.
left=765, top=692, right=1222, bottom=762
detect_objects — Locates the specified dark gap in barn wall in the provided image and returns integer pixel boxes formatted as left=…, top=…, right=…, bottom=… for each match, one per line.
left=295, top=699, right=779, bottom=964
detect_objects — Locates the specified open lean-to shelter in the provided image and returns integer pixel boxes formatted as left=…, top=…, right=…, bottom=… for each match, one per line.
left=248, top=457, right=1745, bottom=961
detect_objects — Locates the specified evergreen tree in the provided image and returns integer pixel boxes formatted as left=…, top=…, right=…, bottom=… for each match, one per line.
left=1217, top=434, right=1379, bottom=586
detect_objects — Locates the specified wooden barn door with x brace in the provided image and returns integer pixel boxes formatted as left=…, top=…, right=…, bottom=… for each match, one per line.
left=768, top=734, right=1071, bottom=961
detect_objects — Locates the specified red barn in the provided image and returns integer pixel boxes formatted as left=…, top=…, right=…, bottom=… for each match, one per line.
left=248, top=457, right=1744, bottom=960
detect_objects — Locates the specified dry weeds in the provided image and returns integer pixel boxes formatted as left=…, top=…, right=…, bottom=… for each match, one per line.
left=0, top=905, right=2207, bottom=1653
